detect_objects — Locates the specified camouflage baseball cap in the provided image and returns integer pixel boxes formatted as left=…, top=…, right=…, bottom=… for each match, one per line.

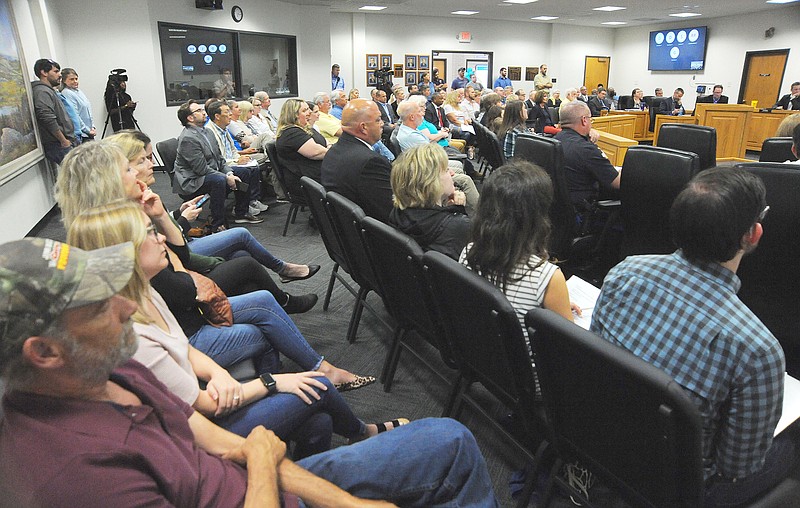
left=0, top=238, right=134, bottom=341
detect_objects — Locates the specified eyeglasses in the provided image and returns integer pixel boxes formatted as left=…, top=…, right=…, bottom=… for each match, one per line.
left=757, top=205, right=770, bottom=223
left=582, top=115, right=593, bottom=123
left=145, top=223, right=159, bottom=238
left=189, top=107, right=205, bottom=114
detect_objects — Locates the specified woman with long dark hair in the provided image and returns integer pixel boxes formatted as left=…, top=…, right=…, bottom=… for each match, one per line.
left=498, top=100, right=528, bottom=159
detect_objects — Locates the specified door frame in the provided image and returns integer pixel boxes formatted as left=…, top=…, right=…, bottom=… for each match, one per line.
left=432, top=49, right=494, bottom=87
left=738, top=49, right=789, bottom=105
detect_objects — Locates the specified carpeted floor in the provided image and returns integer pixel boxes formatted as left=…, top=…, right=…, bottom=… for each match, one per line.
left=32, top=170, right=532, bottom=507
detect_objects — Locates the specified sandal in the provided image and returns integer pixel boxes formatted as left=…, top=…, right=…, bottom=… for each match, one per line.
left=375, top=418, right=410, bottom=433
left=334, top=374, right=376, bottom=392
left=280, top=264, right=321, bottom=283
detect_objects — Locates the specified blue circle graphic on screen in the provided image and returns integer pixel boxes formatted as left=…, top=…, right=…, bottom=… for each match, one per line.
left=219, top=44, right=227, bottom=53
left=198, top=44, right=207, bottom=53
left=688, top=29, right=699, bottom=42
left=677, top=31, right=687, bottom=43
left=654, top=32, right=665, bottom=44
left=204, top=55, right=213, bottom=64
left=187, top=45, right=197, bottom=53
left=209, top=44, right=218, bottom=53
left=670, top=47, right=680, bottom=59
left=665, top=32, right=675, bottom=44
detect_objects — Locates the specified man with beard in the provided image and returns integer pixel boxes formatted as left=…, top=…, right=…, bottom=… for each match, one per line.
left=0, top=237, right=500, bottom=507
left=31, top=58, right=75, bottom=164
left=591, top=168, right=795, bottom=506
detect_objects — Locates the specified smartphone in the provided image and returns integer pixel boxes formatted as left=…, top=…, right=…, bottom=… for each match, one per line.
left=196, top=194, right=210, bottom=207
left=236, top=181, right=249, bottom=194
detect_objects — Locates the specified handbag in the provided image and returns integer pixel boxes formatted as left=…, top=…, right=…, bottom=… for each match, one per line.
left=187, top=270, right=233, bottom=327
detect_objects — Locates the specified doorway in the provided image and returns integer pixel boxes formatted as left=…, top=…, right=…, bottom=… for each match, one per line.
left=584, top=56, right=610, bottom=91
left=432, top=50, right=493, bottom=90
left=739, top=49, right=789, bottom=107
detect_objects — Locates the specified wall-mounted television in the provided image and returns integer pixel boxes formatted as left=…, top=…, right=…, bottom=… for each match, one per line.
left=648, top=26, right=708, bottom=71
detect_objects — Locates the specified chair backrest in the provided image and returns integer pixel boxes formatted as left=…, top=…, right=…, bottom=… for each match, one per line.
left=619, top=145, right=698, bottom=258
left=388, top=127, right=402, bottom=157
left=648, top=98, right=666, bottom=132
left=656, top=124, right=717, bottom=172
left=514, top=134, right=575, bottom=260
left=526, top=308, right=705, bottom=508
left=734, top=163, right=800, bottom=372
left=265, top=141, right=305, bottom=202
left=473, top=120, right=506, bottom=171
left=325, top=191, right=381, bottom=292
left=155, top=138, right=179, bottom=181
left=548, top=106, right=560, bottom=125
left=618, top=95, right=633, bottom=110
left=759, top=137, right=797, bottom=163
left=422, top=251, right=538, bottom=420
left=299, top=176, right=351, bottom=273
left=360, top=217, right=456, bottom=367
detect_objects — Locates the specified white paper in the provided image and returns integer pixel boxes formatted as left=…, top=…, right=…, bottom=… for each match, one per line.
left=566, top=276, right=601, bottom=330
left=775, top=373, right=800, bottom=436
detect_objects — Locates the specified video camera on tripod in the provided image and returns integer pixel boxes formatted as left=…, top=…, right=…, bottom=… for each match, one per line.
left=103, top=68, right=138, bottom=136
left=107, top=68, right=128, bottom=93
left=374, top=66, right=394, bottom=96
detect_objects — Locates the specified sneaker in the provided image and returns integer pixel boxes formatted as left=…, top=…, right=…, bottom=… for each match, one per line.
left=250, top=200, right=270, bottom=212
left=248, top=205, right=262, bottom=216
left=233, top=213, right=264, bottom=224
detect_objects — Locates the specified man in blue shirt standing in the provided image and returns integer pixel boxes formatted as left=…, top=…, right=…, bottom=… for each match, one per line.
left=451, top=67, right=469, bottom=90
left=331, top=64, right=344, bottom=91
left=592, top=167, right=794, bottom=506
left=493, top=67, right=512, bottom=89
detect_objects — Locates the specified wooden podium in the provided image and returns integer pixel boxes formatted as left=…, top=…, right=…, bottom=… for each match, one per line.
left=746, top=109, right=797, bottom=151
left=609, top=110, right=650, bottom=141
left=694, top=104, right=752, bottom=159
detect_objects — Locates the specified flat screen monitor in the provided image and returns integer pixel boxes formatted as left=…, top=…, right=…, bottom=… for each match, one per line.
left=648, top=26, right=708, bottom=71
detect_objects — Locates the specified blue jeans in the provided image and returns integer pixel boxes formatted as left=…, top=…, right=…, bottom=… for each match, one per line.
left=189, top=227, right=285, bottom=273
left=215, top=377, right=365, bottom=460
left=43, top=141, right=73, bottom=165
left=297, top=418, right=500, bottom=507
left=188, top=290, right=323, bottom=373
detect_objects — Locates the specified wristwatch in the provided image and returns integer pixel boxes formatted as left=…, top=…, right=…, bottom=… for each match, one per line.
left=259, top=372, right=277, bottom=394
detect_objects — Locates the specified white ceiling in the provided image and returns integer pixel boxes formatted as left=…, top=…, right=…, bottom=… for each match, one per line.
left=292, top=0, right=798, bottom=28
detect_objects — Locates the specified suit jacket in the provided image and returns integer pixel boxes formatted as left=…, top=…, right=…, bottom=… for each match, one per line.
left=774, top=94, right=800, bottom=110
left=320, top=132, right=394, bottom=223
left=376, top=101, right=397, bottom=125
left=172, top=125, right=226, bottom=195
left=425, top=102, right=448, bottom=131
left=524, top=99, right=535, bottom=110
left=587, top=96, right=611, bottom=117
left=528, top=103, right=554, bottom=133
left=697, top=95, right=729, bottom=104
left=658, top=97, right=685, bottom=116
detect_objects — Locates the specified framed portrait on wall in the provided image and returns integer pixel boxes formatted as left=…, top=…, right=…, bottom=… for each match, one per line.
left=393, top=63, right=403, bottom=78
left=0, top=0, right=43, bottom=186
left=367, top=71, right=377, bottom=86
left=405, top=54, right=417, bottom=70
left=525, top=67, right=540, bottom=81
left=507, top=66, right=522, bottom=81
left=405, top=71, right=417, bottom=86
left=418, top=55, right=429, bottom=70
left=366, top=54, right=379, bottom=70
left=380, top=54, right=392, bottom=69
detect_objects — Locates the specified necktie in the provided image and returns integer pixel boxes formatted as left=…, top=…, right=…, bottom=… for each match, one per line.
left=437, top=107, right=444, bottom=128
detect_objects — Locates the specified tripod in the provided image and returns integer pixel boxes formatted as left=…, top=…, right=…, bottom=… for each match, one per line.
left=100, top=86, right=163, bottom=168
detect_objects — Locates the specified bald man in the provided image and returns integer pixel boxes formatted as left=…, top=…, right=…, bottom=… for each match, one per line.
left=320, top=99, right=394, bottom=222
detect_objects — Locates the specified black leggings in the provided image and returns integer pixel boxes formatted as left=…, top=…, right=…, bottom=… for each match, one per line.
left=207, top=256, right=288, bottom=305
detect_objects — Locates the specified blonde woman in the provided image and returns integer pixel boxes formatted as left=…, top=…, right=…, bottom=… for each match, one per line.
left=388, top=144, right=469, bottom=260
left=443, top=89, right=475, bottom=156
left=68, top=200, right=405, bottom=459
left=275, top=99, right=328, bottom=188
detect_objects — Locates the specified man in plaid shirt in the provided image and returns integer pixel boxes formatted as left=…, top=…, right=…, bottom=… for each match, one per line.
left=592, top=167, right=794, bottom=505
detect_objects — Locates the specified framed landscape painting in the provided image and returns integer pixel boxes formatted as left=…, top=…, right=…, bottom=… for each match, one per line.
left=0, top=0, right=42, bottom=185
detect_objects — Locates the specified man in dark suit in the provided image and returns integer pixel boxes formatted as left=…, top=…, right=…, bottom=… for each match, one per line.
left=697, top=85, right=729, bottom=105
left=374, top=89, right=396, bottom=127
left=321, top=99, right=394, bottom=222
left=774, top=81, right=800, bottom=110
left=173, top=100, right=258, bottom=232
left=424, top=91, right=448, bottom=131
left=659, top=88, right=686, bottom=116
left=587, top=89, right=612, bottom=117
left=576, top=86, right=590, bottom=103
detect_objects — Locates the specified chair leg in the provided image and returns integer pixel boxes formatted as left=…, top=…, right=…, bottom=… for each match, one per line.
left=290, top=203, right=300, bottom=224
left=282, top=205, right=295, bottom=236
left=538, top=458, right=562, bottom=508
left=381, top=328, right=406, bottom=392
left=346, top=286, right=369, bottom=343
left=442, top=374, right=467, bottom=418
left=323, top=264, right=339, bottom=311
left=516, top=440, right=550, bottom=508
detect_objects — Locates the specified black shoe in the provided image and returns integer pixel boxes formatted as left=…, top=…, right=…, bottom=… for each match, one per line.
left=280, top=264, right=321, bottom=283
left=233, top=213, right=264, bottom=224
left=282, top=293, right=319, bottom=314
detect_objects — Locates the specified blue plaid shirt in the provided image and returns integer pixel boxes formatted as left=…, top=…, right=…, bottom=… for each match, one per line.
left=591, top=251, right=785, bottom=481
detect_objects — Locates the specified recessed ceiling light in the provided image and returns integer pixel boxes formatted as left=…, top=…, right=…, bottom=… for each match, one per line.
left=765, top=0, right=798, bottom=3
left=593, top=5, right=626, bottom=11
left=601, top=21, right=628, bottom=25
left=451, top=10, right=479, bottom=15
left=504, top=0, right=539, bottom=4
left=359, top=5, right=387, bottom=10
left=669, top=12, right=702, bottom=17
left=531, top=15, right=559, bottom=20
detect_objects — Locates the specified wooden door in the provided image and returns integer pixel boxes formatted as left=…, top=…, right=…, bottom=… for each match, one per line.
left=739, top=50, right=789, bottom=108
left=433, top=59, right=447, bottom=83
left=584, top=56, right=610, bottom=91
